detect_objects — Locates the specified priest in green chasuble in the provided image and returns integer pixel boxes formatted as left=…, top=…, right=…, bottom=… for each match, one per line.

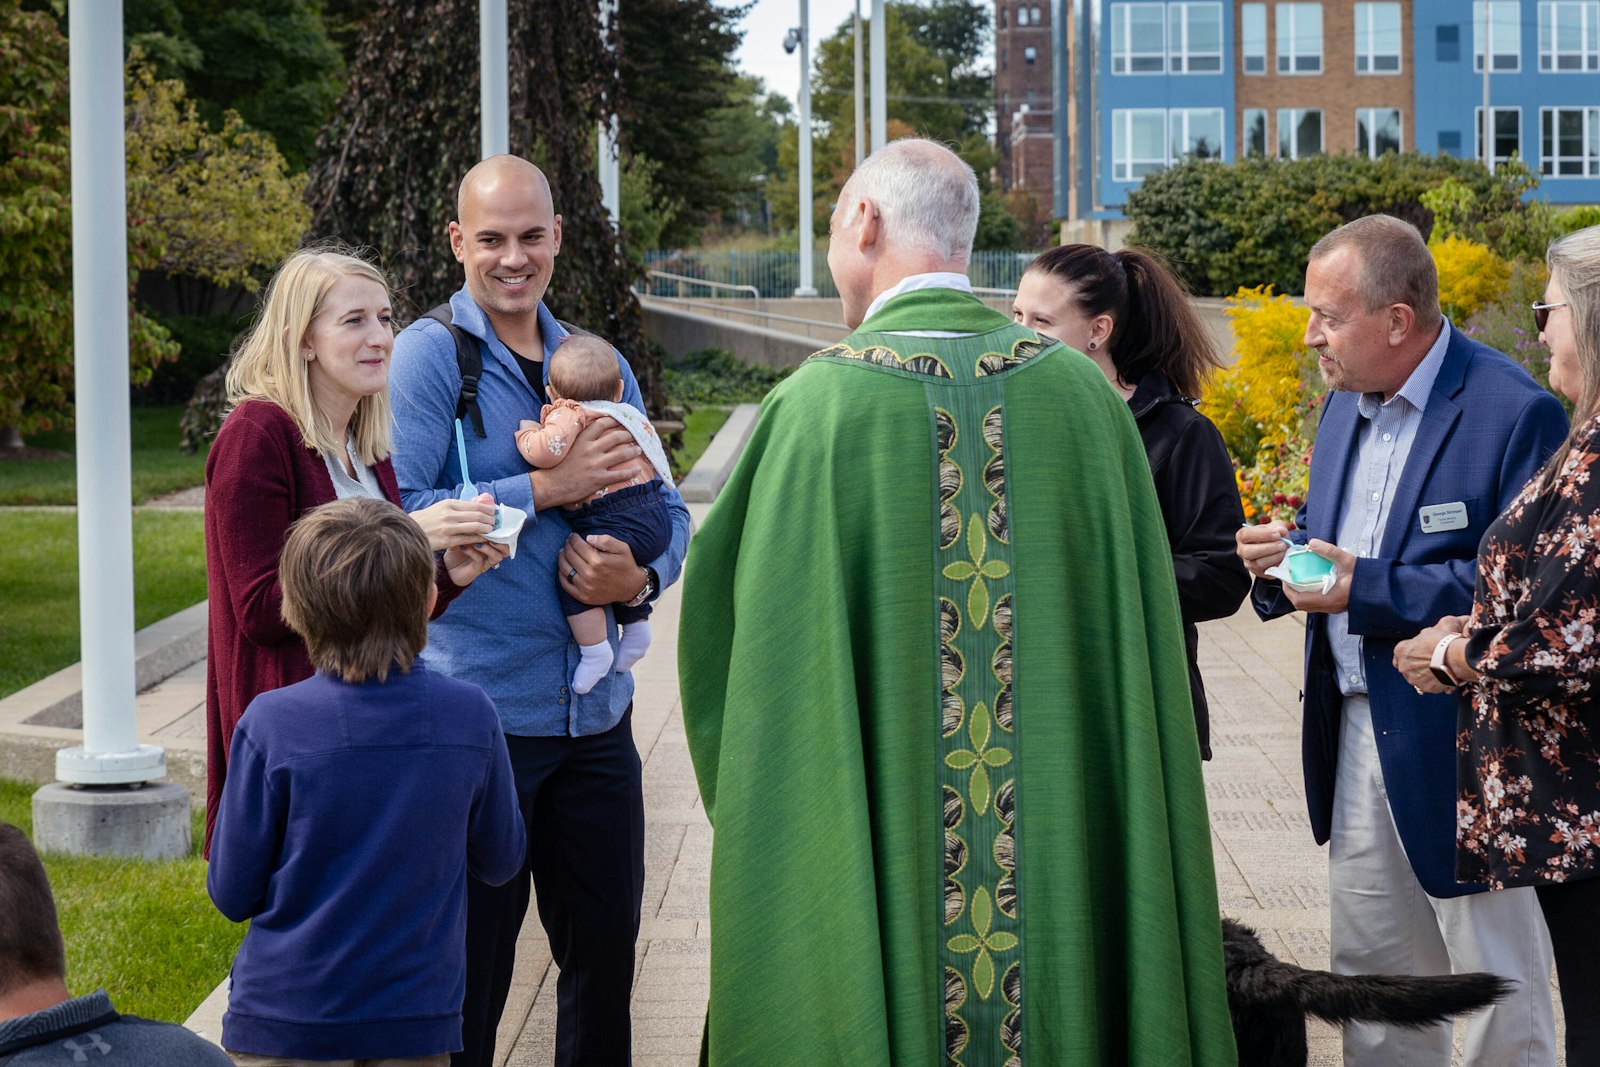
left=679, top=139, right=1236, bottom=1066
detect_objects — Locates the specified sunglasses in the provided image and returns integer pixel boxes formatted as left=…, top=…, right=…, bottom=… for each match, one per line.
left=1533, top=300, right=1569, bottom=332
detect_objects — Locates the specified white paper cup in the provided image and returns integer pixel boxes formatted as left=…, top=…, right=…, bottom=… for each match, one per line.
left=483, top=504, right=526, bottom=559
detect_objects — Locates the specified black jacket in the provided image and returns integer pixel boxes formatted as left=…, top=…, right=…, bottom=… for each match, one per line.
left=1128, top=371, right=1251, bottom=759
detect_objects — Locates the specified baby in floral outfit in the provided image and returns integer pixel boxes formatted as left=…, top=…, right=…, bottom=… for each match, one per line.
left=515, top=335, right=676, bottom=694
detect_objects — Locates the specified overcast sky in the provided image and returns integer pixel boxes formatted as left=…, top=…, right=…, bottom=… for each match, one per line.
left=719, top=0, right=863, bottom=104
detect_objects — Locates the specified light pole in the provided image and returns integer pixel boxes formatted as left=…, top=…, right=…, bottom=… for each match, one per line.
left=33, top=0, right=187, bottom=862
left=599, top=0, right=621, bottom=229
left=480, top=0, right=508, bottom=157
left=785, top=3, right=818, bottom=297
left=854, top=0, right=865, bottom=165
left=1481, top=1, right=1494, bottom=174
left=869, top=0, right=886, bottom=150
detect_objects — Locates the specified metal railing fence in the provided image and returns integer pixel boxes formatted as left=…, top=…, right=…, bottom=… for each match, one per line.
left=641, top=249, right=1045, bottom=299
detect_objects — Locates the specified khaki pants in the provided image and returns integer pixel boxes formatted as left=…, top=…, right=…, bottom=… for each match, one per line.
left=228, top=1053, right=449, bottom=1067
left=1330, top=695, right=1557, bottom=1066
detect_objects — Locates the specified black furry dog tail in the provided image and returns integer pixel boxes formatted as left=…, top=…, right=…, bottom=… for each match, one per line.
left=1223, top=918, right=1514, bottom=1029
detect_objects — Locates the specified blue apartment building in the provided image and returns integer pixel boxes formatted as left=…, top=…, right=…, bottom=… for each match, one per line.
left=1046, top=0, right=1600, bottom=232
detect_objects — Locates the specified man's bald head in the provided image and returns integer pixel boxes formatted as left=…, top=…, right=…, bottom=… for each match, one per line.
left=834, top=139, right=979, bottom=264
left=448, top=154, right=563, bottom=335
left=457, top=155, right=553, bottom=221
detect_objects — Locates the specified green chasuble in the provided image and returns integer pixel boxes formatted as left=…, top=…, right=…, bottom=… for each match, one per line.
left=679, top=288, right=1236, bottom=1066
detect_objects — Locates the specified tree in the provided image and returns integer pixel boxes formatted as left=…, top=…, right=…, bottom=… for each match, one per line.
left=617, top=0, right=749, bottom=247
left=0, top=1, right=176, bottom=445
left=302, top=0, right=652, bottom=403
left=123, top=0, right=346, bottom=170
left=897, top=0, right=992, bottom=137
left=768, top=1, right=1019, bottom=246
left=124, top=56, right=309, bottom=291
left=699, top=75, right=792, bottom=234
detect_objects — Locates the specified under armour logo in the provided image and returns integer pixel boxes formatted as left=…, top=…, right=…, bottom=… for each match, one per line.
left=62, top=1033, right=111, bottom=1062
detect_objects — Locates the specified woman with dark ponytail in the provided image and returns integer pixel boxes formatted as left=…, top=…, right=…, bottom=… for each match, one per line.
left=1014, top=244, right=1249, bottom=759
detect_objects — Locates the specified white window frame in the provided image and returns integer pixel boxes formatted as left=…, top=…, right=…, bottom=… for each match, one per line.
left=1277, top=3, right=1324, bottom=74
left=1169, top=3, right=1224, bottom=73
left=1476, top=106, right=1523, bottom=167
left=1111, top=3, right=1169, bottom=74
left=1017, top=5, right=1029, bottom=26
left=1539, top=1, right=1600, bottom=70
left=1031, top=6, right=1042, bottom=24
left=1242, top=3, right=1268, bottom=73
left=1474, top=1, right=1524, bottom=71
left=1541, top=106, right=1600, bottom=176
left=1243, top=107, right=1269, bottom=156
left=1278, top=108, right=1324, bottom=158
left=1355, top=3, right=1403, bottom=73
left=1113, top=108, right=1169, bottom=180
left=1356, top=108, right=1403, bottom=158
left=1024, top=46, right=1037, bottom=65
left=1171, top=108, right=1226, bottom=161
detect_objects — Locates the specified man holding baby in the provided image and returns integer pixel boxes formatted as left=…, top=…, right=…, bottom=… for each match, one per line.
left=389, top=154, right=690, bottom=1067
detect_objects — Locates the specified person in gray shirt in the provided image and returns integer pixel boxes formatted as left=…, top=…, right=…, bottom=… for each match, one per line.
left=0, top=823, right=231, bottom=1066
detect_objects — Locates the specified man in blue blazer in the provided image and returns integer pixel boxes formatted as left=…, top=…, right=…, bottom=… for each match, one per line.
left=1237, top=215, right=1566, bottom=1065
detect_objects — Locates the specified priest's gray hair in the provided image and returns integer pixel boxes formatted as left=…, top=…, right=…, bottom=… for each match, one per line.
left=839, top=139, right=979, bottom=264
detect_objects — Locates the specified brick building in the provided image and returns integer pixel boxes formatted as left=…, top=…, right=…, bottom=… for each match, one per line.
left=995, top=1, right=1055, bottom=191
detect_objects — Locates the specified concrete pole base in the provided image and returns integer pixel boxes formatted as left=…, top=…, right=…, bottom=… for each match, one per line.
left=31, top=781, right=191, bottom=860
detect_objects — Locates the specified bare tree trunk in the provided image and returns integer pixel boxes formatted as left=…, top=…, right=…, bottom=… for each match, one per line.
left=1, top=424, right=23, bottom=451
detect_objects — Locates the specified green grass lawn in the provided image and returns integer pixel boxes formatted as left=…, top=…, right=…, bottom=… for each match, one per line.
left=672, top=405, right=732, bottom=479
left=0, top=779, right=242, bottom=1024
left=0, top=510, right=207, bottom=699
left=0, top=406, right=207, bottom=506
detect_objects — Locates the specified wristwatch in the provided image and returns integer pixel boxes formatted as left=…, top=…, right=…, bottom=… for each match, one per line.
left=1429, top=633, right=1464, bottom=688
left=624, top=568, right=657, bottom=609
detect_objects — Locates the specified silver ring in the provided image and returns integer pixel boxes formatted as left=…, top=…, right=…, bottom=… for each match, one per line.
left=566, top=567, right=577, bottom=581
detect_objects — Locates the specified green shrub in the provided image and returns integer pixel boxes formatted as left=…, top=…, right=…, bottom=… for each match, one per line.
left=139, top=312, right=250, bottom=406
left=1126, top=154, right=1543, bottom=297
left=662, top=347, right=790, bottom=405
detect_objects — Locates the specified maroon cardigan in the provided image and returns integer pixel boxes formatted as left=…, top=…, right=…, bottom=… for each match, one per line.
left=203, top=400, right=463, bottom=852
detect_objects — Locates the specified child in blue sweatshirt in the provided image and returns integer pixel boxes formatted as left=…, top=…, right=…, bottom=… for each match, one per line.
left=207, top=497, right=525, bottom=1066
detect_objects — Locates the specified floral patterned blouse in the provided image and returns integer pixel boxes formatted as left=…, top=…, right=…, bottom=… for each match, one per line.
left=1458, top=412, right=1600, bottom=889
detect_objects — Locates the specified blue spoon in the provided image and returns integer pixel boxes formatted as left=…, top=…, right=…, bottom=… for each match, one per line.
left=455, top=419, right=503, bottom=526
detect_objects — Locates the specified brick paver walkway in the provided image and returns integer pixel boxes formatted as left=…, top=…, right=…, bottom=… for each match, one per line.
left=497, top=584, right=1340, bottom=1064
left=167, top=547, right=1556, bottom=1064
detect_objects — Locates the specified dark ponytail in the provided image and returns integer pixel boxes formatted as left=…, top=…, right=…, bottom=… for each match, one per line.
left=1024, top=243, right=1224, bottom=398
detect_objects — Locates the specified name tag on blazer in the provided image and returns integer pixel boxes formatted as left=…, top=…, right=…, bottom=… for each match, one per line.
left=1419, top=501, right=1469, bottom=533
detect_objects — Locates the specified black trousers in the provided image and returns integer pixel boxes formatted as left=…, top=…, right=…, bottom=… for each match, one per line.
left=1536, top=876, right=1600, bottom=1063
left=453, top=708, right=645, bottom=1067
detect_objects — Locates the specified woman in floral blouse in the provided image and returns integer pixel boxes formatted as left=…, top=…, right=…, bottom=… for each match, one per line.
left=1397, top=223, right=1600, bottom=1061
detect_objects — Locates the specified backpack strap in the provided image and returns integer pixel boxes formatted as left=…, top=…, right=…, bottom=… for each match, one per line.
left=421, top=303, right=486, bottom=438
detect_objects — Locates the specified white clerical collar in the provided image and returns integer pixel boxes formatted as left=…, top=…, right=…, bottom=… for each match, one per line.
left=861, top=272, right=975, bottom=324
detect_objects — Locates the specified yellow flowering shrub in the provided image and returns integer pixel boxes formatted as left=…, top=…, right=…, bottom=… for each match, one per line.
left=1430, top=236, right=1512, bottom=323
left=1201, top=286, right=1322, bottom=526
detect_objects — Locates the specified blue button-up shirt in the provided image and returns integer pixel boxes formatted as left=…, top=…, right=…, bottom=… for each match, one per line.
left=1329, top=320, right=1453, bottom=695
left=389, top=288, right=690, bottom=736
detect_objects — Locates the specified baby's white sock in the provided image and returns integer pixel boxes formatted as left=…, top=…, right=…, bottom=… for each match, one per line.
left=614, top=620, right=653, bottom=673
left=572, top=640, right=614, bottom=695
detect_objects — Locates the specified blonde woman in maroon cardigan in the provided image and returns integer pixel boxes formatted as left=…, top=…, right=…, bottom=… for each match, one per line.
left=203, top=249, right=507, bottom=851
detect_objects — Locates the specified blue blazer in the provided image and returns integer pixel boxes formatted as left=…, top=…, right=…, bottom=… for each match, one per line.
left=1253, top=328, right=1567, bottom=898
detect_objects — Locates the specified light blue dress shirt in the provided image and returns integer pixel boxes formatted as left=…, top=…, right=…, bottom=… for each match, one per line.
left=1328, top=320, right=1453, bottom=695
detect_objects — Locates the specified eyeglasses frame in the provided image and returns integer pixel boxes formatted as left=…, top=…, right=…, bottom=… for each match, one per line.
left=1532, top=300, right=1569, bottom=333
